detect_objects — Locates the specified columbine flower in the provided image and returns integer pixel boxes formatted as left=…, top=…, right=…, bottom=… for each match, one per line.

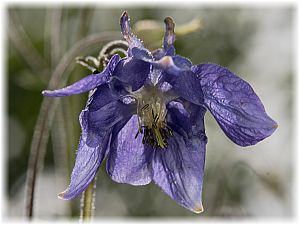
left=42, top=11, right=277, bottom=213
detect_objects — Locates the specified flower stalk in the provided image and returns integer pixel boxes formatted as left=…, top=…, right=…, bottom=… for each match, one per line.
left=80, top=177, right=96, bottom=222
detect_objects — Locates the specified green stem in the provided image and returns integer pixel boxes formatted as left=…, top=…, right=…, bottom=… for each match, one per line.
left=81, top=177, right=96, bottom=222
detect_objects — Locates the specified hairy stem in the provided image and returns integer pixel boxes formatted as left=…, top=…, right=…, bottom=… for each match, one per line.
left=80, top=177, right=96, bottom=222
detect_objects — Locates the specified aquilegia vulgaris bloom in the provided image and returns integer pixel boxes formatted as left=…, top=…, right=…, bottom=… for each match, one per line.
left=42, top=11, right=277, bottom=213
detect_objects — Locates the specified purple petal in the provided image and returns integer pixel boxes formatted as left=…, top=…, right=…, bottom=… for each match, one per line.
left=167, top=101, right=192, bottom=134
left=131, top=47, right=153, bottom=61
left=152, top=102, right=207, bottom=213
left=149, top=56, right=184, bottom=74
left=192, top=63, right=278, bottom=146
left=108, top=78, right=130, bottom=98
left=144, top=56, right=203, bottom=105
left=149, top=68, right=163, bottom=86
left=106, top=115, right=153, bottom=185
left=88, top=101, right=135, bottom=142
left=135, top=53, right=193, bottom=87
left=152, top=48, right=165, bottom=60
left=120, top=11, right=152, bottom=59
left=58, top=110, right=110, bottom=200
left=166, top=70, right=204, bottom=105
left=143, top=55, right=192, bottom=74
left=58, top=96, right=134, bottom=199
left=42, top=54, right=120, bottom=97
left=86, top=84, right=118, bottom=111
left=163, top=17, right=176, bottom=56
left=152, top=138, right=205, bottom=213
left=112, top=57, right=150, bottom=91
left=167, top=100, right=207, bottom=145
left=172, top=55, right=192, bottom=70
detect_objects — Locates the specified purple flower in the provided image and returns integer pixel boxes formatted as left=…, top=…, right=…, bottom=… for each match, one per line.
left=42, top=11, right=277, bottom=213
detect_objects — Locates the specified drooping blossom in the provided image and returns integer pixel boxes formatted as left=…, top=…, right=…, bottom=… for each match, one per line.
left=42, top=11, right=277, bottom=213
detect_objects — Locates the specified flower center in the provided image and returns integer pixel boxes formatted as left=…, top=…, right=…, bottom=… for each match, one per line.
left=132, top=86, right=174, bottom=149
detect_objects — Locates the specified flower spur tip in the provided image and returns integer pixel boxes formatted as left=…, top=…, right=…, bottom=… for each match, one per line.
left=120, top=11, right=129, bottom=22
left=57, top=192, right=65, bottom=200
left=57, top=188, right=75, bottom=200
left=193, top=205, right=204, bottom=214
left=120, top=11, right=131, bottom=37
left=163, top=16, right=175, bottom=53
left=122, top=11, right=129, bottom=17
left=41, top=90, right=52, bottom=96
left=164, top=17, right=175, bottom=29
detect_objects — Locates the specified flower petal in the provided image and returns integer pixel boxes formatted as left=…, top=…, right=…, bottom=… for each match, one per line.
left=146, top=56, right=203, bottom=105
left=192, top=63, right=278, bottom=146
left=87, top=100, right=135, bottom=146
left=155, top=56, right=192, bottom=72
left=169, top=101, right=208, bottom=143
left=131, top=47, right=153, bottom=61
left=58, top=111, right=111, bottom=200
left=165, top=70, right=204, bottom=105
left=106, top=115, right=153, bottom=185
left=42, top=54, right=120, bottom=97
left=86, top=84, right=118, bottom=111
left=152, top=137, right=205, bottom=213
left=152, top=48, right=165, bottom=60
left=152, top=102, right=207, bottom=213
left=167, top=101, right=191, bottom=134
left=112, top=57, right=151, bottom=91
left=58, top=94, right=135, bottom=199
left=172, top=55, right=192, bottom=70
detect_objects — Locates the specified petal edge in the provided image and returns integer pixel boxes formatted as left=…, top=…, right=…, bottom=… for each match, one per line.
left=192, top=63, right=277, bottom=146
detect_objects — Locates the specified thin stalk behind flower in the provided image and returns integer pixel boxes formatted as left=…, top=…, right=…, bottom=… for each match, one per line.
left=80, top=177, right=96, bottom=222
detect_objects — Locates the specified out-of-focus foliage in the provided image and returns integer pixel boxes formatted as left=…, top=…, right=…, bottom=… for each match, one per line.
left=7, top=6, right=294, bottom=219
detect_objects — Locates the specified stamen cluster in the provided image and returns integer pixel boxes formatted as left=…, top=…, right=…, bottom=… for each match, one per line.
left=134, top=86, right=173, bottom=149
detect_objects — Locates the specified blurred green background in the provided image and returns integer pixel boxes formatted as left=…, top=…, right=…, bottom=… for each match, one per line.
left=7, top=5, right=294, bottom=219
